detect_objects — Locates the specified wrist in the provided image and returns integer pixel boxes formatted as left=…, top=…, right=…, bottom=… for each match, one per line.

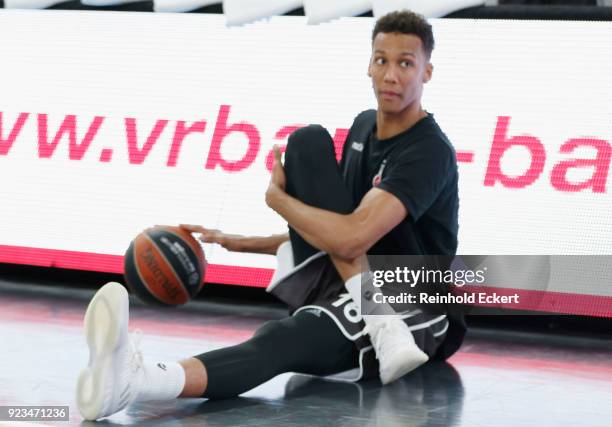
left=222, top=235, right=244, bottom=252
left=266, top=184, right=286, bottom=209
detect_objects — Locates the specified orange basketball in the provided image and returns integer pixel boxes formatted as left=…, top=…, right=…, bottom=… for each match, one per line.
left=124, top=226, right=207, bottom=306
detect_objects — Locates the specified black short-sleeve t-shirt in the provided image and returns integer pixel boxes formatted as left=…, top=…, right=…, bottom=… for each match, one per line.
left=340, top=109, right=459, bottom=256
left=339, top=110, right=464, bottom=360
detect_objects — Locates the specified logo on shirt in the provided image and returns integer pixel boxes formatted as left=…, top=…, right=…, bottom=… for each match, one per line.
left=351, top=141, right=364, bottom=152
left=372, top=159, right=388, bottom=187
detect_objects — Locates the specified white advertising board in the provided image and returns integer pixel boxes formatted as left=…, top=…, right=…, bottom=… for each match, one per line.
left=0, top=11, right=610, bottom=315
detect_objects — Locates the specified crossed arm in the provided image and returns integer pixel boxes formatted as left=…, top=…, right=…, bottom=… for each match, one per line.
left=265, top=184, right=406, bottom=261
left=182, top=147, right=408, bottom=259
left=264, top=146, right=407, bottom=261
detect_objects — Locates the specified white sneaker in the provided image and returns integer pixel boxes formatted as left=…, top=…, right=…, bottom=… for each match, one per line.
left=364, top=317, right=429, bottom=385
left=76, top=282, right=144, bottom=420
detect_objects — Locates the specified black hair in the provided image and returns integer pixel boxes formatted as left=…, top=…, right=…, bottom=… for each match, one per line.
left=372, top=10, right=435, bottom=59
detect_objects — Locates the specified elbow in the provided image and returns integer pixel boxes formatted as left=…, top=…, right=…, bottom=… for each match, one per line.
left=327, top=215, right=369, bottom=260
left=331, top=235, right=366, bottom=261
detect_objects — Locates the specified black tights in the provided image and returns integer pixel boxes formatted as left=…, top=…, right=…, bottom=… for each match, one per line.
left=284, top=124, right=355, bottom=265
left=196, top=310, right=359, bottom=399
left=195, top=125, right=359, bottom=399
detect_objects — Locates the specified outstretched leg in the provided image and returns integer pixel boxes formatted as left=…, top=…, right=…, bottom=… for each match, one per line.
left=76, top=283, right=357, bottom=420
left=192, top=308, right=358, bottom=399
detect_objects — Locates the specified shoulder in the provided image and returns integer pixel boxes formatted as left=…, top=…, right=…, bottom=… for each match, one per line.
left=406, top=116, right=456, bottom=162
left=350, top=109, right=377, bottom=132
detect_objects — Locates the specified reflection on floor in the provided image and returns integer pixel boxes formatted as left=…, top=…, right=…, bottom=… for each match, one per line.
left=0, top=279, right=611, bottom=427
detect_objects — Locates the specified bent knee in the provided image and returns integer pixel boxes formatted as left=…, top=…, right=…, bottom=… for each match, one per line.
left=286, top=124, right=335, bottom=161
left=289, top=124, right=330, bottom=143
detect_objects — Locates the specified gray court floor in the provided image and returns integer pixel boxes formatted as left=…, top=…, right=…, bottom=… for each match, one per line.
left=0, top=278, right=611, bottom=427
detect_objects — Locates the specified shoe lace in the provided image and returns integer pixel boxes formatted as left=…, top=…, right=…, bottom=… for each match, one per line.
left=129, top=329, right=144, bottom=373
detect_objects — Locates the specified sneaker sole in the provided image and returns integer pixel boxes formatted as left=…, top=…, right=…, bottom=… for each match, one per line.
left=76, top=282, right=128, bottom=420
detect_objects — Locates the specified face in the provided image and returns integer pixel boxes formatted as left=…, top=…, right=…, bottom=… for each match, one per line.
left=368, top=32, right=433, bottom=115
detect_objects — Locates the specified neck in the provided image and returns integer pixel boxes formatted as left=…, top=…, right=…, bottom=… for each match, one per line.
left=376, top=102, right=427, bottom=140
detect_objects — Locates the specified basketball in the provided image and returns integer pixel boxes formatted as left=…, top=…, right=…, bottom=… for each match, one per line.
left=123, top=226, right=207, bottom=306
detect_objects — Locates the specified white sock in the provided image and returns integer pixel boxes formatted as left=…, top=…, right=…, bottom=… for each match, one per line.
left=136, top=361, right=186, bottom=402
left=344, top=272, right=395, bottom=324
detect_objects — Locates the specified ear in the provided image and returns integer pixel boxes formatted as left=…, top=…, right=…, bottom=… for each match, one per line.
left=367, top=58, right=373, bottom=77
left=423, top=62, right=433, bottom=83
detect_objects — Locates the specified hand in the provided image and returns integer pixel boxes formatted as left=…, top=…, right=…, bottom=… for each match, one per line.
left=266, top=145, right=286, bottom=207
left=179, top=224, right=222, bottom=244
left=179, top=224, right=244, bottom=252
left=271, top=145, right=287, bottom=190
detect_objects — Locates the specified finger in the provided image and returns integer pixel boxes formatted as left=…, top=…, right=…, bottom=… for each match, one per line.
left=198, top=234, right=217, bottom=244
left=179, top=224, right=204, bottom=233
left=273, top=145, right=283, bottom=163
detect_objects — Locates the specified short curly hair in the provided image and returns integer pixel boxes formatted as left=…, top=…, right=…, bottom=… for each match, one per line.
left=372, top=10, right=435, bottom=59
